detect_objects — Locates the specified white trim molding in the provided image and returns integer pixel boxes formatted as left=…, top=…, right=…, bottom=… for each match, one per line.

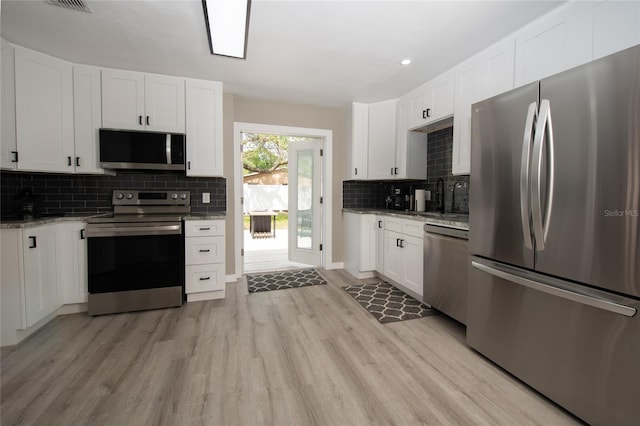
left=233, top=122, right=333, bottom=277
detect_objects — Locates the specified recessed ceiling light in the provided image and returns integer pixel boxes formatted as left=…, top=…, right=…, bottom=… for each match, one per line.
left=400, top=59, right=412, bottom=66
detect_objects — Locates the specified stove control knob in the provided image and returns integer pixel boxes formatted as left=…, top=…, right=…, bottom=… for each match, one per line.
left=171, top=193, right=179, bottom=200
left=115, top=192, right=125, bottom=200
left=126, top=193, right=134, bottom=200
left=180, top=193, right=188, bottom=200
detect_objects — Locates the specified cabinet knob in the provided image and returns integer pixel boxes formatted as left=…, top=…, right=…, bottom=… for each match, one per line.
left=146, top=116, right=150, bottom=126
left=139, top=115, right=143, bottom=126
left=67, top=156, right=72, bottom=166
left=28, top=236, right=37, bottom=249
left=422, top=108, right=431, bottom=119
left=76, top=157, right=80, bottom=167
left=11, top=151, right=18, bottom=163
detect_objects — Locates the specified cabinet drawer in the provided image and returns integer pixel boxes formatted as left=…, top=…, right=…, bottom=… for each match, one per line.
left=185, top=236, right=224, bottom=265
left=402, top=219, right=424, bottom=239
left=185, top=220, right=224, bottom=237
left=185, top=263, right=225, bottom=294
left=384, top=216, right=403, bottom=233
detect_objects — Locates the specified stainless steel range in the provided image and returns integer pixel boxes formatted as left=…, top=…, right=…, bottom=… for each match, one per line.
left=86, top=190, right=190, bottom=316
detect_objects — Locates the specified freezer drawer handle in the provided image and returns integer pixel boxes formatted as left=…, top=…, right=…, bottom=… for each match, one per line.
left=471, top=260, right=636, bottom=317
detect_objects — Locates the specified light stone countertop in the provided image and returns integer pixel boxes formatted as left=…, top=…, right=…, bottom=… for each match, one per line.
left=342, top=208, right=469, bottom=230
left=1, top=212, right=227, bottom=229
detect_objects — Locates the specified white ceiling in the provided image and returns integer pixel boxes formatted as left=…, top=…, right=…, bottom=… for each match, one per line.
left=1, top=0, right=565, bottom=108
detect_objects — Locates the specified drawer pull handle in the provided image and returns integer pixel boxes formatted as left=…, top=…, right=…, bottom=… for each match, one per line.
left=199, top=276, right=211, bottom=281
left=199, top=249, right=211, bottom=253
left=199, top=227, right=210, bottom=231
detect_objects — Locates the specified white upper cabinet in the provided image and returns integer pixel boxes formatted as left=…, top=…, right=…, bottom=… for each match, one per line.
left=514, top=2, right=593, bottom=87
left=406, top=70, right=454, bottom=130
left=14, top=46, right=75, bottom=173
left=367, top=99, right=397, bottom=180
left=1, top=39, right=17, bottom=170
left=102, top=69, right=185, bottom=133
left=185, top=79, right=223, bottom=177
left=73, top=65, right=104, bottom=174
left=144, top=73, right=186, bottom=133
left=453, top=36, right=515, bottom=175
left=592, top=0, right=640, bottom=60
left=348, top=102, right=369, bottom=179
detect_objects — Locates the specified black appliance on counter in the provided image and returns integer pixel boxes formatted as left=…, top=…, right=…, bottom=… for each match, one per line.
left=85, top=190, right=190, bottom=316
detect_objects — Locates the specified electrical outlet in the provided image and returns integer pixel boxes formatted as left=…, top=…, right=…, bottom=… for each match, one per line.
left=202, top=192, right=211, bottom=204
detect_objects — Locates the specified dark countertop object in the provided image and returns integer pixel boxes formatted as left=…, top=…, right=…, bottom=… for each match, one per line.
left=342, top=208, right=469, bottom=230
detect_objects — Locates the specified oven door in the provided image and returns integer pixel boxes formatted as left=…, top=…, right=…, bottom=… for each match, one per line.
left=87, top=221, right=184, bottom=296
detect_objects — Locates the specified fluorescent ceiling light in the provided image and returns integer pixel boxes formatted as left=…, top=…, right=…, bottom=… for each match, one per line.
left=202, top=0, right=251, bottom=59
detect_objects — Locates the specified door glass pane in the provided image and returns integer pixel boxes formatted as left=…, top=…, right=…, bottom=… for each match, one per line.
left=296, top=150, right=313, bottom=250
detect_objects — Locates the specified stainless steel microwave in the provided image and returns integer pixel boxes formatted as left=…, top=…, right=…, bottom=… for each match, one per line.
left=99, top=129, right=186, bottom=171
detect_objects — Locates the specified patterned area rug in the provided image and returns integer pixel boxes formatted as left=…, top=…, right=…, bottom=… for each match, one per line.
left=343, top=281, right=437, bottom=323
left=246, top=268, right=327, bottom=293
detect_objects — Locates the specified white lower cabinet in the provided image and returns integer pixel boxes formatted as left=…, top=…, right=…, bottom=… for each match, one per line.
left=184, top=219, right=226, bottom=302
left=55, top=222, right=88, bottom=304
left=343, top=212, right=424, bottom=298
left=1, top=221, right=89, bottom=346
left=343, top=212, right=377, bottom=279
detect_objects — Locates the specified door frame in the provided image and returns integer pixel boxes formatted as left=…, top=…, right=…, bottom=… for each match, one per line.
left=233, top=122, right=334, bottom=277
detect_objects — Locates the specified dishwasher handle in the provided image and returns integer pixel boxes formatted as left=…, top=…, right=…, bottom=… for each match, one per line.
left=424, top=224, right=468, bottom=240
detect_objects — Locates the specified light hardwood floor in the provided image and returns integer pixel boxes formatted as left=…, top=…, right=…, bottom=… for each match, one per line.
left=1, top=269, right=580, bottom=426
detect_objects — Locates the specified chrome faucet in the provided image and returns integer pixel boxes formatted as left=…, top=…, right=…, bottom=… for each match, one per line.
left=437, top=178, right=445, bottom=214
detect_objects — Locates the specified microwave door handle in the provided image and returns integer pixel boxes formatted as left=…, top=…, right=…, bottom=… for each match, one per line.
left=166, top=134, right=172, bottom=165
left=520, top=102, right=537, bottom=250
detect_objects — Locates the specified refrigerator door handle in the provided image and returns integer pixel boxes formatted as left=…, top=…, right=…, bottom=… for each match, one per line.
left=471, top=258, right=637, bottom=317
left=520, top=102, right=537, bottom=250
left=531, top=99, right=555, bottom=251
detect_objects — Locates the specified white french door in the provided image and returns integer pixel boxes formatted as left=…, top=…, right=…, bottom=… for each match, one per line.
left=288, top=139, right=322, bottom=266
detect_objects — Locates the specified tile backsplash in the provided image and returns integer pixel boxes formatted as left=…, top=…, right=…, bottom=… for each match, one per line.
left=343, top=126, right=469, bottom=213
left=1, top=171, right=226, bottom=218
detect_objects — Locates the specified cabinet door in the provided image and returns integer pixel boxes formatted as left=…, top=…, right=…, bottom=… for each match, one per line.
left=383, top=230, right=402, bottom=284
left=367, top=99, right=397, bottom=180
left=186, top=263, right=225, bottom=294
left=375, top=216, right=384, bottom=274
left=427, top=71, right=455, bottom=123
left=185, top=79, right=223, bottom=176
left=592, top=0, right=640, bottom=60
left=406, top=85, right=428, bottom=130
left=1, top=39, right=17, bottom=170
left=101, top=69, right=145, bottom=131
left=23, top=226, right=59, bottom=327
left=55, top=222, right=88, bottom=305
left=73, top=65, right=104, bottom=174
left=514, top=2, right=593, bottom=87
left=14, top=47, right=74, bottom=173
left=452, top=62, right=478, bottom=176
left=401, top=235, right=423, bottom=297
left=145, top=74, right=185, bottom=133
left=349, top=102, right=369, bottom=179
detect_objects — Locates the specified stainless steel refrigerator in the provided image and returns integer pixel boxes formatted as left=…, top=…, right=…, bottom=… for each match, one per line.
left=468, top=45, right=640, bottom=425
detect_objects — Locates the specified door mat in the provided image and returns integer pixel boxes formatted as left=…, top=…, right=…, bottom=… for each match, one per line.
left=343, top=281, right=437, bottom=324
left=246, top=268, right=326, bottom=293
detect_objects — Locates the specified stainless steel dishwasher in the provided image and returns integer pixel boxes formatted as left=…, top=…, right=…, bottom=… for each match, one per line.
left=423, top=224, right=469, bottom=325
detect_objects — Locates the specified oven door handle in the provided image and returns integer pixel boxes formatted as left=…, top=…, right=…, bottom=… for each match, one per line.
left=86, top=223, right=182, bottom=238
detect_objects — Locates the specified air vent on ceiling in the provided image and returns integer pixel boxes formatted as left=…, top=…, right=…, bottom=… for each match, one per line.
left=46, top=0, right=93, bottom=13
